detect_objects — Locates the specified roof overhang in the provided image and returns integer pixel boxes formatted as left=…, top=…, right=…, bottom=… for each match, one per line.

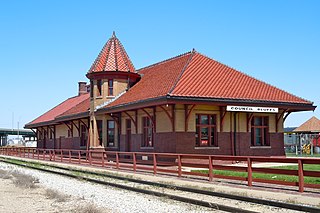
left=96, top=95, right=316, bottom=114
left=86, top=71, right=141, bottom=82
left=25, top=112, right=89, bottom=129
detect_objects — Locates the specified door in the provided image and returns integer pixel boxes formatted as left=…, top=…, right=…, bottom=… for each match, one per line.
left=126, top=119, right=131, bottom=152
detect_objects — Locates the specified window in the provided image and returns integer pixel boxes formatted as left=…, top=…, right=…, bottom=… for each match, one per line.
left=97, top=120, right=103, bottom=146
left=80, top=125, right=87, bottom=147
left=108, top=79, right=113, bottom=96
left=49, top=128, right=53, bottom=139
left=195, top=114, right=217, bottom=147
left=107, top=120, right=115, bottom=147
left=251, top=116, right=269, bottom=146
left=142, top=116, right=153, bottom=147
left=97, top=80, right=102, bottom=97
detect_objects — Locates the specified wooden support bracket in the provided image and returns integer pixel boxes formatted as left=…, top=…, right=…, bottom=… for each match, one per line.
left=124, top=111, right=138, bottom=133
left=159, top=104, right=175, bottom=132
left=184, top=104, right=195, bottom=132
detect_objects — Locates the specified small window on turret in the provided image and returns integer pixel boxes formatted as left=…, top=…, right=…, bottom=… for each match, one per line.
left=108, top=79, right=114, bottom=96
left=97, top=80, right=102, bottom=97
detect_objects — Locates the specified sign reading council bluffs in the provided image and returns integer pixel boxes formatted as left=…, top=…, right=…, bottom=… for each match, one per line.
left=226, top=106, right=279, bottom=113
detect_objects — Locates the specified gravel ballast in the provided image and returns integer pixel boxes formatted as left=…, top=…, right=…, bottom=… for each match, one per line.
left=0, top=162, right=213, bottom=213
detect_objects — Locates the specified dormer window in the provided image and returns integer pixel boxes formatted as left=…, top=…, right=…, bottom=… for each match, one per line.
left=97, top=80, right=102, bottom=97
left=108, top=79, right=114, bottom=96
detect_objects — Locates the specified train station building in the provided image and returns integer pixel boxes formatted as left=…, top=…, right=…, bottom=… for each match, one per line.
left=25, top=32, right=316, bottom=156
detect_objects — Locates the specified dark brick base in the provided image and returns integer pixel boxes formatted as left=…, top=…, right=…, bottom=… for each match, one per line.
left=39, top=131, right=285, bottom=156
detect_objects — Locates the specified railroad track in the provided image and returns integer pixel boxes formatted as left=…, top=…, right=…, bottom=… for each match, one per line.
left=0, top=156, right=319, bottom=213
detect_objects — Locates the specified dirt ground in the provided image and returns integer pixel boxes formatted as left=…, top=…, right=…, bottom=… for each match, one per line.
left=0, top=177, right=105, bottom=213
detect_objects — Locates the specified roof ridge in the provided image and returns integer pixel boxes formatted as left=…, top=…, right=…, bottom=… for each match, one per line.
left=137, top=51, right=192, bottom=72
left=195, top=52, right=313, bottom=104
left=167, top=49, right=196, bottom=95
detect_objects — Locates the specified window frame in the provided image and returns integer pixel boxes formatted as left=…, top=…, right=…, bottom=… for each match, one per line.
left=97, top=79, right=102, bottom=97
left=251, top=116, right=270, bottom=146
left=195, top=114, right=218, bottom=147
left=142, top=116, right=154, bottom=148
left=107, top=120, right=115, bottom=147
left=108, top=79, right=114, bottom=96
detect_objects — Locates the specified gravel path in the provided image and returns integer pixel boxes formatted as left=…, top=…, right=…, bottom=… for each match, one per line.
left=0, top=162, right=214, bottom=213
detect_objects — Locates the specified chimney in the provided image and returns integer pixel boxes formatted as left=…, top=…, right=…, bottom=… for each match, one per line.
left=78, top=81, right=87, bottom=96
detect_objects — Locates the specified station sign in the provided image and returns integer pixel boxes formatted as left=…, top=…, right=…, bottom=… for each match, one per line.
left=226, top=106, right=278, bottom=113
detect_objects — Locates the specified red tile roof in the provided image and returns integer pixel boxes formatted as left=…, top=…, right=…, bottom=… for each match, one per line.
left=57, top=96, right=90, bottom=119
left=102, top=50, right=313, bottom=111
left=294, top=116, right=320, bottom=133
left=26, top=93, right=90, bottom=127
left=170, top=52, right=311, bottom=104
left=88, top=32, right=135, bottom=73
left=106, top=52, right=192, bottom=108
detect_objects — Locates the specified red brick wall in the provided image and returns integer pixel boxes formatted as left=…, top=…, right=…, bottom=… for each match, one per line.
left=117, top=131, right=285, bottom=156
left=237, top=132, right=285, bottom=156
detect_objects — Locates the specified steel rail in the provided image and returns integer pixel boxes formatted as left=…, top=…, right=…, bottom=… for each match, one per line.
left=1, top=157, right=319, bottom=213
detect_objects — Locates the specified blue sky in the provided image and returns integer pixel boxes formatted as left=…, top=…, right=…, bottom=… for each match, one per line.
left=0, top=0, right=319, bottom=129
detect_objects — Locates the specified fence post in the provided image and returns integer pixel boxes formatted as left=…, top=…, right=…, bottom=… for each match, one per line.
left=209, top=156, right=213, bottom=181
left=43, top=150, right=45, bottom=160
left=69, top=150, right=71, bottom=163
left=153, top=154, right=157, bottom=175
left=116, top=152, right=119, bottom=169
left=178, top=155, right=182, bottom=177
left=101, top=151, right=105, bottom=167
left=89, top=151, right=92, bottom=165
left=49, top=150, right=52, bottom=161
left=78, top=151, right=81, bottom=164
left=247, top=157, right=253, bottom=187
left=61, top=150, right=63, bottom=162
left=53, top=150, right=56, bottom=161
left=133, top=153, right=137, bottom=172
left=298, top=159, right=304, bottom=193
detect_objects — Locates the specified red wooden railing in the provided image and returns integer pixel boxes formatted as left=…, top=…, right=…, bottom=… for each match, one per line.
left=0, top=147, right=319, bottom=193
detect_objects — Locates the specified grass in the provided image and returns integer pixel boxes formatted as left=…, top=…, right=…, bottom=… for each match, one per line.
left=193, top=164, right=320, bottom=185
left=286, top=153, right=320, bottom=158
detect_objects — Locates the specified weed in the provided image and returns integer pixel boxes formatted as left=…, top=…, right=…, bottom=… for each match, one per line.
left=0, top=169, right=12, bottom=179
left=11, top=171, right=39, bottom=188
left=73, top=203, right=106, bottom=213
left=45, top=188, right=69, bottom=202
left=285, top=198, right=297, bottom=204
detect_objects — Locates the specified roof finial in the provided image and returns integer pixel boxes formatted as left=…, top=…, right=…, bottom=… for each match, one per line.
left=192, top=48, right=196, bottom=53
left=112, top=31, right=116, bottom=37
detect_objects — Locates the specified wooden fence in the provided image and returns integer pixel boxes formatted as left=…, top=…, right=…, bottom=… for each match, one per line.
left=0, top=147, right=319, bottom=193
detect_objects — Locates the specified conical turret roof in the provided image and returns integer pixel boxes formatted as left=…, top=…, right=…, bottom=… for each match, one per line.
left=88, top=32, right=135, bottom=73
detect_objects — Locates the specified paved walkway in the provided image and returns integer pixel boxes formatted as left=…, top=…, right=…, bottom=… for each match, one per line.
left=1, top=155, right=319, bottom=207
